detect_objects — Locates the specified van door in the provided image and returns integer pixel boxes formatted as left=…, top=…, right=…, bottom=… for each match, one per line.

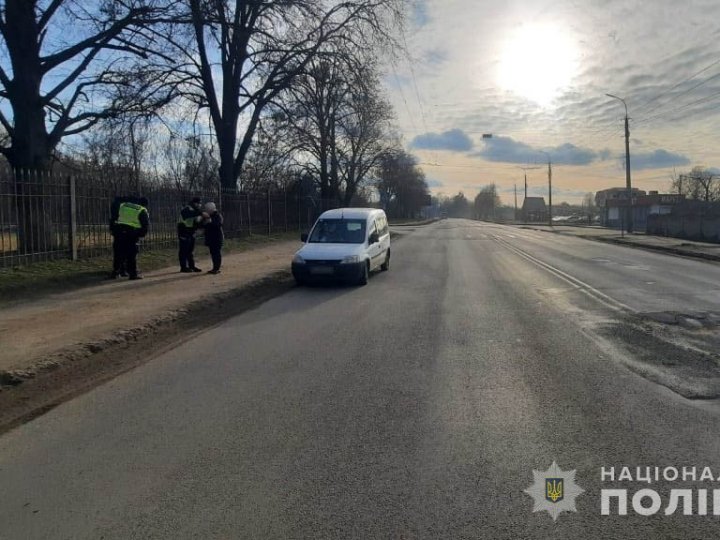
left=368, top=218, right=384, bottom=269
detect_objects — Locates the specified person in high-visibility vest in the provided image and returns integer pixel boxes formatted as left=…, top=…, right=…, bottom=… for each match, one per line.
left=177, top=197, right=207, bottom=273
left=110, top=197, right=149, bottom=280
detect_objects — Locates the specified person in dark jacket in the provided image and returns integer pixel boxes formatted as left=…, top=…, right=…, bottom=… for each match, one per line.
left=112, top=197, right=150, bottom=280
left=202, top=202, right=224, bottom=274
left=109, top=195, right=130, bottom=278
left=177, top=197, right=207, bottom=273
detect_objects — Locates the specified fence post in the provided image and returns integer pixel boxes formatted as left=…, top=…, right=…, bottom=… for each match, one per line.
left=68, top=175, right=77, bottom=261
left=246, top=192, right=252, bottom=236
left=267, top=186, right=271, bottom=236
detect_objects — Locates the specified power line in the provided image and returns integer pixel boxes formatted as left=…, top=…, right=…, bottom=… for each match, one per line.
left=635, top=87, right=720, bottom=126
left=634, top=69, right=720, bottom=122
left=634, top=56, right=720, bottom=115
left=389, top=60, right=420, bottom=138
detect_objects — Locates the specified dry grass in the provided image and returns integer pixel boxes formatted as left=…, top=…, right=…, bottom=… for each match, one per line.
left=0, top=231, right=298, bottom=304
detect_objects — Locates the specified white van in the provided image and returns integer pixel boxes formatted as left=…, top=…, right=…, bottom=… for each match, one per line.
left=291, top=208, right=391, bottom=286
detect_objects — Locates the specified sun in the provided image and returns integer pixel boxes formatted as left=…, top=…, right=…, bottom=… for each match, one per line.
left=497, top=23, right=579, bottom=106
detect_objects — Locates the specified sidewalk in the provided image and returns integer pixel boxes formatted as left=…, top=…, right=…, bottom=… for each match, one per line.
left=0, top=240, right=300, bottom=374
left=518, top=224, right=720, bottom=262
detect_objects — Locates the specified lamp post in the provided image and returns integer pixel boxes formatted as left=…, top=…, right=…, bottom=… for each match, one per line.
left=606, top=93, right=633, bottom=233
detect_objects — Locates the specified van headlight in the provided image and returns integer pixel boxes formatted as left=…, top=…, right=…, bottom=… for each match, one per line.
left=340, top=255, right=360, bottom=264
left=292, top=254, right=306, bottom=264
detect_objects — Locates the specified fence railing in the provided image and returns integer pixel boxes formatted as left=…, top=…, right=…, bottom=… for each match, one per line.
left=647, top=201, right=720, bottom=242
left=0, top=169, right=341, bottom=268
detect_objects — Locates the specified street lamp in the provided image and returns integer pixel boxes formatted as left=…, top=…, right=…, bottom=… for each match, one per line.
left=606, top=93, right=633, bottom=233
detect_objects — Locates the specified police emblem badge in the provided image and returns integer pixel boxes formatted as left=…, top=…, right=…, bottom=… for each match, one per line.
left=524, top=461, right=584, bottom=521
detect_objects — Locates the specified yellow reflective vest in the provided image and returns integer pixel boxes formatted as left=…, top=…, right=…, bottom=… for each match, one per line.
left=117, top=202, right=147, bottom=229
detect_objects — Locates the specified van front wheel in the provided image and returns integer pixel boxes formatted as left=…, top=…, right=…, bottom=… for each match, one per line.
left=357, top=261, right=369, bottom=286
left=381, top=250, right=390, bottom=271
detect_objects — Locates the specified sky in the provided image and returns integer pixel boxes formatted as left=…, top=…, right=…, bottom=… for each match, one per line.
left=386, top=0, right=720, bottom=204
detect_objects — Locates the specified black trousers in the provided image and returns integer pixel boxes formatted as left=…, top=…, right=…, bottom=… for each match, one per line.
left=113, top=233, right=139, bottom=277
left=178, top=234, right=196, bottom=270
left=112, top=236, right=126, bottom=274
left=208, top=243, right=222, bottom=271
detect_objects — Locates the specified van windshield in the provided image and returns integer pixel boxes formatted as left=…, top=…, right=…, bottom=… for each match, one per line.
left=309, top=219, right=367, bottom=244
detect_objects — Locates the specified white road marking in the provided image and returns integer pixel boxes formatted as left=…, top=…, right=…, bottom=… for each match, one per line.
left=492, top=235, right=636, bottom=313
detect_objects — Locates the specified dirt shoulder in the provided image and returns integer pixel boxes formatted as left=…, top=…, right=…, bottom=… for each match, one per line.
left=0, top=239, right=302, bottom=433
left=0, top=239, right=300, bottom=375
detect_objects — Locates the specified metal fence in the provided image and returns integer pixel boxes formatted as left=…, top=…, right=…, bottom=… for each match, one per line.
left=0, top=169, right=341, bottom=267
left=647, top=201, right=720, bottom=242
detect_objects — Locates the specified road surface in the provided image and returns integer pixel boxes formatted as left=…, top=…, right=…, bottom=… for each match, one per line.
left=2, top=219, right=720, bottom=539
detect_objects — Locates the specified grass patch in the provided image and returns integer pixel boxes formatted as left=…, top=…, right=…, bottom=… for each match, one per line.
left=0, top=231, right=298, bottom=305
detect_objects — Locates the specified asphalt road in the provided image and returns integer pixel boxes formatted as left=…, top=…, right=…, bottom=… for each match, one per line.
left=2, top=219, right=720, bottom=539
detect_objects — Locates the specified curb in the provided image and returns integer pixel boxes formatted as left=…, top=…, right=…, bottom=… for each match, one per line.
left=583, top=235, right=720, bottom=263
left=525, top=227, right=720, bottom=264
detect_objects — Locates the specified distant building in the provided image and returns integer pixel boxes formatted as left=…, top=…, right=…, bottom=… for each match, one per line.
left=522, top=197, right=548, bottom=222
left=595, top=187, right=646, bottom=208
left=601, top=191, right=685, bottom=229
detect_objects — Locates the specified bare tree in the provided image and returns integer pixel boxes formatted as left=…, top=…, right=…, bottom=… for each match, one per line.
left=80, top=117, right=152, bottom=189
left=582, top=192, right=596, bottom=224
left=0, top=0, right=177, bottom=170
left=284, top=56, right=347, bottom=200
left=672, top=166, right=720, bottom=202
left=158, top=133, right=218, bottom=192
left=376, top=147, right=429, bottom=219
left=163, top=0, right=403, bottom=191
left=284, top=49, right=393, bottom=205
left=337, top=64, right=393, bottom=205
left=474, top=184, right=500, bottom=221
left=241, top=112, right=300, bottom=192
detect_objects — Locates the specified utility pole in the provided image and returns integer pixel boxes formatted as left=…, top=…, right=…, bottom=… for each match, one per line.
left=539, top=151, right=552, bottom=227
left=606, top=93, right=633, bottom=233
left=516, top=165, right=540, bottom=222
left=547, top=158, right=553, bottom=227
left=514, top=183, right=518, bottom=220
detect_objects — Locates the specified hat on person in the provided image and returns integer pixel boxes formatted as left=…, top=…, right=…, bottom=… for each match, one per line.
left=190, top=197, right=201, bottom=205
left=204, top=202, right=216, bottom=213
left=138, top=196, right=149, bottom=207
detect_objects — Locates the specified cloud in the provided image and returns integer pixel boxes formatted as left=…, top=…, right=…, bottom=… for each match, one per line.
left=630, top=149, right=690, bottom=170
left=426, top=178, right=444, bottom=188
left=411, top=129, right=474, bottom=152
left=474, top=136, right=598, bottom=165
left=471, top=135, right=688, bottom=171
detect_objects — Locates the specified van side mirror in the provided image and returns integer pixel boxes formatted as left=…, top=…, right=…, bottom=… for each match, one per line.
left=301, top=233, right=308, bottom=242
left=369, top=232, right=379, bottom=244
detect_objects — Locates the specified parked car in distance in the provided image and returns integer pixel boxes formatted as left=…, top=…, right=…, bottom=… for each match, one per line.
left=292, top=208, right=391, bottom=286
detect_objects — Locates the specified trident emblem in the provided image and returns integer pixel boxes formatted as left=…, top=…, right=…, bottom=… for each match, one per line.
left=545, top=478, right=564, bottom=503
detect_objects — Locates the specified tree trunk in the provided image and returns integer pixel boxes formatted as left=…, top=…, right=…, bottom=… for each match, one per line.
left=3, top=1, right=59, bottom=257
left=218, top=125, right=237, bottom=191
